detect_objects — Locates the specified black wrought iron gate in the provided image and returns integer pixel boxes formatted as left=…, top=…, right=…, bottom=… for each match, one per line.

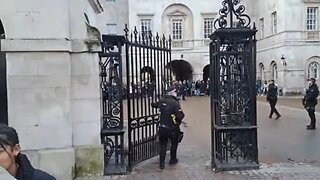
left=124, top=27, right=172, bottom=168
left=0, top=23, right=8, bottom=125
left=210, top=0, right=259, bottom=171
left=99, top=26, right=172, bottom=174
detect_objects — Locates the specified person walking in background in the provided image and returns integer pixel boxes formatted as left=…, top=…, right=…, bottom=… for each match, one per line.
left=266, top=80, right=281, bottom=120
left=151, top=86, right=185, bottom=169
left=256, top=78, right=262, bottom=95
left=302, top=78, right=319, bottom=130
left=0, top=124, right=56, bottom=180
left=191, top=81, right=196, bottom=96
left=195, top=80, right=200, bottom=96
left=264, top=80, right=268, bottom=95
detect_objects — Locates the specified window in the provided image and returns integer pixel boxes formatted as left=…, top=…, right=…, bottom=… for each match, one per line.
left=106, top=23, right=117, bottom=34
left=172, top=19, right=183, bottom=47
left=308, top=62, right=319, bottom=79
left=271, top=11, right=277, bottom=34
left=307, top=7, right=318, bottom=30
left=259, top=18, right=264, bottom=38
left=271, top=62, right=278, bottom=80
left=259, top=63, right=265, bottom=80
left=172, top=19, right=182, bottom=40
left=204, top=18, right=214, bottom=38
left=140, top=19, right=152, bottom=39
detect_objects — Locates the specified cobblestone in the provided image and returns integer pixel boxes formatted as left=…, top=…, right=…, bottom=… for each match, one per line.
left=77, top=97, right=320, bottom=180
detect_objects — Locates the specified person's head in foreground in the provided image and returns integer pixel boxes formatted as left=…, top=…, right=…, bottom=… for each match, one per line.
left=308, top=78, right=316, bottom=86
left=0, top=124, right=56, bottom=180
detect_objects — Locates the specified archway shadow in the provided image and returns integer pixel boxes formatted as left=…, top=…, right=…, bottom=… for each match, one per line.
left=166, top=60, right=193, bottom=81
left=203, top=65, right=210, bottom=82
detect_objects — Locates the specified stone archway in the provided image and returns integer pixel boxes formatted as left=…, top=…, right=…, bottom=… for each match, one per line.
left=141, top=66, right=156, bottom=82
left=203, top=64, right=210, bottom=82
left=166, top=60, right=193, bottom=81
left=0, top=19, right=8, bottom=125
left=140, top=66, right=156, bottom=96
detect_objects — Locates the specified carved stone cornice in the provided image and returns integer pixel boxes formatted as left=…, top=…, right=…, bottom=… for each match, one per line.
left=301, top=0, right=320, bottom=3
left=168, top=10, right=187, bottom=16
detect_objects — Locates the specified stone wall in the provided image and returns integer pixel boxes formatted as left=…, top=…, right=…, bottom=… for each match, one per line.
left=0, top=0, right=105, bottom=178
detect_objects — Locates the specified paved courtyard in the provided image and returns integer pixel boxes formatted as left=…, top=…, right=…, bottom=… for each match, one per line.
left=78, top=96, right=320, bottom=179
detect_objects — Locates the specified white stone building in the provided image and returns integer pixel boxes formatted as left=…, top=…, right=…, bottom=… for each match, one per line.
left=254, top=0, right=320, bottom=94
left=126, top=0, right=320, bottom=94
left=0, top=0, right=319, bottom=179
left=127, top=0, right=219, bottom=81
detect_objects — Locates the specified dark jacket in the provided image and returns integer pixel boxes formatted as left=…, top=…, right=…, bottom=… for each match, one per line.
left=267, top=83, right=278, bottom=100
left=15, top=154, right=56, bottom=180
left=303, top=83, right=319, bottom=107
left=151, top=95, right=185, bottom=130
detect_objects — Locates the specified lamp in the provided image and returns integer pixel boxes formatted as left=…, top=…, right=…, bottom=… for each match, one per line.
left=281, top=55, right=287, bottom=66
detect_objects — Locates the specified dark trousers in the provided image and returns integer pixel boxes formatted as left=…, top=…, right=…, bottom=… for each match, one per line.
left=269, top=99, right=280, bottom=117
left=159, top=130, right=179, bottom=165
left=306, top=106, right=316, bottom=127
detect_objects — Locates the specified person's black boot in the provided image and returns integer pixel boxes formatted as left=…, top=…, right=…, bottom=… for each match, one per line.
left=169, top=158, right=178, bottom=165
left=159, top=161, right=165, bottom=169
left=307, top=125, right=316, bottom=130
left=275, top=115, right=281, bottom=120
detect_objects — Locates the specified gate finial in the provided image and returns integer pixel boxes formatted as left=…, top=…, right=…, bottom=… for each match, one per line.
left=156, top=33, right=160, bottom=47
left=162, top=34, right=166, bottom=48
left=168, top=35, right=172, bottom=50
left=214, top=0, right=251, bottom=29
left=133, top=26, right=138, bottom=43
left=124, top=24, right=129, bottom=40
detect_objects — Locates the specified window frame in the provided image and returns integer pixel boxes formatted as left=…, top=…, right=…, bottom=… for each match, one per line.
left=271, top=62, right=278, bottom=80
left=271, top=11, right=277, bottom=34
left=308, top=61, right=319, bottom=79
left=306, top=7, right=318, bottom=31
left=259, top=18, right=264, bottom=38
left=203, top=18, right=214, bottom=38
left=172, top=18, right=183, bottom=40
left=140, top=18, right=152, bottom=39
left=259, top=63, right=265, bottom=80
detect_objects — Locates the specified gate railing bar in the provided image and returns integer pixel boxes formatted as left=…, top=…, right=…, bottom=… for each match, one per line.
left=124, top=25, right=133, bottom=170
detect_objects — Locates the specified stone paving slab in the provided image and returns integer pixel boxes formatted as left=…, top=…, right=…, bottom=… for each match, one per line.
left=76, top=162, right=320, bottom=180
left=76, top=97, right=320, bottom=180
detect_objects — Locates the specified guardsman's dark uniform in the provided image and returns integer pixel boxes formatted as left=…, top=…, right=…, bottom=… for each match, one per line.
left=303, top=78, right=319, bottom=130
left=267, top=80, right=281, bottom=119
left=151, top=86, right=185, bottom=169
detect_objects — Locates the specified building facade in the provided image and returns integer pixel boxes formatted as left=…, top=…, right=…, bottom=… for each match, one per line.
left=127, top=0, right=219, bottom=81
left=0, top=0, right=319, bottom=178
left=254, top=0, right=320, bottom=94
left=125, top=0, right=320, bottom=94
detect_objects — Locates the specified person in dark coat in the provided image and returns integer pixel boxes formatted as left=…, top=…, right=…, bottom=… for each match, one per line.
left=266, top=80, right=281, bottom=119
left=303, top=78, right=319, bottom=130
left=151, top=86, right=185, bottom=169
left=0, top=124, right=56, bottom=180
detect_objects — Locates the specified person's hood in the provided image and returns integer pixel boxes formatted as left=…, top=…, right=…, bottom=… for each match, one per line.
left=15, top=153, right=35, bottom=180
left=0, top=166, right=16, bottom=180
